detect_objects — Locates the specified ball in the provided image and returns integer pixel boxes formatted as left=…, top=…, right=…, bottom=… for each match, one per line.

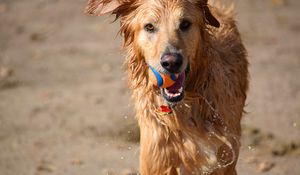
left=148, top=66, right=178, bottom=88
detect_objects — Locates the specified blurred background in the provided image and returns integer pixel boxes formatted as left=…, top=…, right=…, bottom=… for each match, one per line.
left=0, top=0, right=299, bottom=174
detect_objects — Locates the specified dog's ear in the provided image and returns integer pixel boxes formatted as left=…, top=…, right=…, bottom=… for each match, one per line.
left=203, top=5, right=220, bottom=28
left=85, top=0, right=121, bottom=16
left=201, top=0, right=220, bottom=28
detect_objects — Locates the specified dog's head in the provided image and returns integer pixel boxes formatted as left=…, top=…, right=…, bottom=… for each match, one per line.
left=85, top=0, right=219, bottom=104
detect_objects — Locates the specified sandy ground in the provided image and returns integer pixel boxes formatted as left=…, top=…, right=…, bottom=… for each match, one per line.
left=0, top=0, right=299, bottom=175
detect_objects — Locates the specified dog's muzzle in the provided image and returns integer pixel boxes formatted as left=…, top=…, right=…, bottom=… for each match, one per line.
left=161, top=71, right=185, bottom=103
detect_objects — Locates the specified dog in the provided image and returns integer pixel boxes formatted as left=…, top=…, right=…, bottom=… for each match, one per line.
left=85, top=0, right=248, bottom=174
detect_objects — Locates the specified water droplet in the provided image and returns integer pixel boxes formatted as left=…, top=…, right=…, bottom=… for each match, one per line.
left=128, top=146, right=132, bottom=150
left=124, top=115, right=128, bottom=119
left=292, top=122, right=297, bottom=128
left=120, top=156, right=124, bottom=160
left=248, top=145, right=254, bottom=150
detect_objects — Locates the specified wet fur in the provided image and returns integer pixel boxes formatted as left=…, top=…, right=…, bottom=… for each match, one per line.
left=85, top=0, right=248, bottom=174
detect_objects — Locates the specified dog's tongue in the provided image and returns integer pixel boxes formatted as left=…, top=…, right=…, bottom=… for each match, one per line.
left=167, top=72, right=185, bottom=92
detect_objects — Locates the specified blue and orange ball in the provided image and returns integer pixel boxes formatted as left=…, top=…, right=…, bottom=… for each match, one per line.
left=148, top=66, right=178, bottom=88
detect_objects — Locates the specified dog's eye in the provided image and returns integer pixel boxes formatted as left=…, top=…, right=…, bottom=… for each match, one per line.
left=180, top=20, right=192, bottom=31
left=144, top=23, right=155, bottom=33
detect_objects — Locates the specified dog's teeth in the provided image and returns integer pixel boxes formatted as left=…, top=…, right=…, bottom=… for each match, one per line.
left=165, top=89, right=170, bottom=95
left=179, top=87, right=183, bottom=93
left=164, top=88, right=182, bottom=98
left=164, top=89, right=171, bottom=97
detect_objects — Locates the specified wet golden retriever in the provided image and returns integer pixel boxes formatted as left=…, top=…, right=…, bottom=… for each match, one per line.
left=85, top=0, right=248, bottom=174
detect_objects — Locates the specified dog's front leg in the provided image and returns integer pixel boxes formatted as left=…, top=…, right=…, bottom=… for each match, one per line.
left=139, top=125, right=180, bottom=175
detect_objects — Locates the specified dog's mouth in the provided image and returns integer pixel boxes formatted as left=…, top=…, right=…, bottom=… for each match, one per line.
left=161, top=71, right=186, bottom=103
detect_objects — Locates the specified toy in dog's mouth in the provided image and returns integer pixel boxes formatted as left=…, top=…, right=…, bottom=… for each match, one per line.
left=148, top=66, right=188, bottom=103
left=161, top=72, right=185, bottom=103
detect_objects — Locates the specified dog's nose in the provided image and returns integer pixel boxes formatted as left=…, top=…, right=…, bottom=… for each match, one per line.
left=160, top=53, right=183, bottom=73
